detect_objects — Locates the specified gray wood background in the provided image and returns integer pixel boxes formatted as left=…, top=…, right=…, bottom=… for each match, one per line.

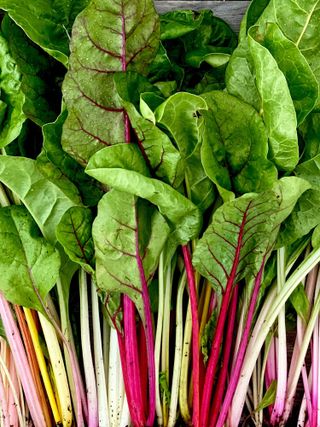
left=155, top=1, right=250, bottom=31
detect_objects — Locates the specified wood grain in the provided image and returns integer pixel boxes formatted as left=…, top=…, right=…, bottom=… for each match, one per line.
left=154, top=1, right=250, bottom=31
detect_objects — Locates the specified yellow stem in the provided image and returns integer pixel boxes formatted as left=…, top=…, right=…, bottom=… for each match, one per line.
left=23, top=308, right=61, bottom=425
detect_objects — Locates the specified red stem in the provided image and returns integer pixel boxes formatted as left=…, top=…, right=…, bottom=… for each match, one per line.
left=200, top=207, right=248, bottom=427
left=216, top=259, right=266, bottom=427
left=182, top=244, right=200, bottom=427
left=210, top=284, right=239, bottom=427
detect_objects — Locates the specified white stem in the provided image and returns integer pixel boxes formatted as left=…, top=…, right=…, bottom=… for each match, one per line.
left=168, top=272, right=186, bottom=427
left=297, top=393, right=307, bottom=427
left=230, top=247, right=320, bottom=426
left=179, top=301, right=192, bottom=424
left=91, top=280, right=109, bottom=427
left=109, top=328, right=124, bottom=427
left=271, top=248, right=287, bottom=424
left=155, top=253, right=165, bottom=425
left=80, top=270, right=98, bottom=427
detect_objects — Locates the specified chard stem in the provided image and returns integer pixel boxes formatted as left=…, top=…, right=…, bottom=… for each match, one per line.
left=79, top=270, right=98, bottom=427
left=0, top=295, right=45, bottom=427
left=23, top=307, right=61, bottom=424
left=168, top=272, right=186, bottom=427
left=155, top=252, right=165, bottom=426
left=179, top=302, right=192, bottom=423
left=230, top=247, right=320, bottom=427
left=38, top=312, right=73, bottom=427
left=182, top=245, right=200, bottom=427
left=271, top=248, right=287, bottom=425
left=216, top=260, right=265, bottom=427
left=0, top=361, right=9, bottom=427
left=91, top=280, right=109, bottom=427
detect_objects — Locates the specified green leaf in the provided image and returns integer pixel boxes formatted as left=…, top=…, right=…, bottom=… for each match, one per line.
left=274, top=0, right=320, bottom=110
left=253, top=23, right=318, bottom=125
left=155, top=93, right=215, bottom=210
left=246, top=0, right=271, bottom=33
left=156, top=92, right=207, bottom=158
left=42, top=110, right=103, bottom=207
left=114, top=72, right=184, bottom=188
left=193, top=191, right=279, bottom=293
left=0, top=33, right=25, bottom=148
left=300, top=113, right=320, bottom=162
left=0, top=156, right=81, bottom=244
left=0, top=206, right=60, bottom=313
left=93, top=190, right=169, bottom=323
left=312, top=224, right=320, bottom=249
left=225, top=38, right=261, bottom=111
left=1, top=16, right=63, bottom=126
left=0, top=0, right=89, bottom=65
left=290, top=284, right=310, bottom=323
left=56, top=207, right=94, bottom=274
left=200, top=91, right=277, bottom=200
left=160, top=10, right=204, bottom=40
left=86, top=144, right=202, bottom=245
left=255, top=380, right=277, bottom=411
left=62, top=0, right=160, bottom=165
left=185, top=49, right=231, bottom=69
left=248, top=27, right=299, bottom=171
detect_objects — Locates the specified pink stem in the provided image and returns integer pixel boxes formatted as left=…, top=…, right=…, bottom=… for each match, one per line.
left=210, top=284, right=239, bottom=427
left=0, top=295, right=45, bottom=427
left=8, top=353, right=18, bottom=426
left=216, top=260, right=265, bottom=427
left=123, top=296, right=144, bottom=425
left=182, top=244, right=200, bottom=427
left=0, top=364, right=9, bottom=427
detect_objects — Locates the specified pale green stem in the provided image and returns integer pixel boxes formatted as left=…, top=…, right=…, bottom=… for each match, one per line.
left=168, top=272, right=186, bottom=427
left=179, top=302, right=192, bottom=424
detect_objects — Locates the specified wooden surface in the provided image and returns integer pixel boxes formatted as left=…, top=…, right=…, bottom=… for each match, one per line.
left=155, top=1, right=250, bottom=31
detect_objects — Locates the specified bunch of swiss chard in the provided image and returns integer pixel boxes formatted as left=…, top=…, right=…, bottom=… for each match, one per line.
left=0, top=0, right=319, bottom=426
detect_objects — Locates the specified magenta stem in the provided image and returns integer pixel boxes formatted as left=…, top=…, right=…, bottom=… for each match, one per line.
left=135, top=211, right=156, bottom=426
left=123, top=296, right=144, bottom=426
left=0, top=362, right=9, bottom=427
left=216, top=260, right=265, bottom=427
left=210, top=284, right=239, bottom=427
left=182, top=244, right=200, bottom=427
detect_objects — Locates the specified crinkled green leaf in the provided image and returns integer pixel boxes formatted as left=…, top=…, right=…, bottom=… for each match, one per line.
left=42, top=111, right=103, bottom=207
left=0, top=156, right=81, bottom=244
left=0, top=206, right=60, bottom=313
left=300, top=113, right=320, bottom=162
left=254, top=23, right=318, bottom=125
left=274, top=0, right=320, bottom=110
left=160, top=10, right=204, bottom=40
left=62, top=0, right=159, bottom=165
left=193, top=191, right=279, bottom=293
left=114, top=72, right=184, bottom=187
left=193, top=177, right=309, bottom=293
left=2, top=16, right=64, bottom=126
left=200, top=91, right=277, bottom=200
left=246, top=0, right=271, bottom=33
left=290, top=284, right=310, bottom=323
left=56, top=207, right=94, bottom=274
left=0, top=33, right=25, bottom=148
left=155, top=92, right=215, bottom=210
left=312, top=225, right=320, bottom=249
left=278, top=157, right=320, bottom=246
left=86, top=144, right=202, bottom=244
left=248, top=27, right=299, bottom=171
left=225, top=38, right=261, bottom=111
left=0, top=0, right=89, bottom=65
left=93, top=190, right=169, bottom=323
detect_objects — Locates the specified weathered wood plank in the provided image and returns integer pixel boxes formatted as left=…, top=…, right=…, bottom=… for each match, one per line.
left=155, top=1, right=249, bottom=31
